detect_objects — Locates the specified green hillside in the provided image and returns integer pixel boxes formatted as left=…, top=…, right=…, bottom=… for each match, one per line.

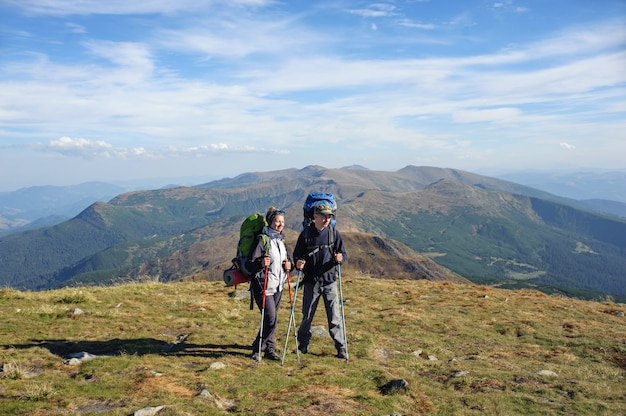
left=0, top=166, right=624, bottom=298
left=60, top=231, right=468, bottom=290
left=344, top=180, right=626, bottom=296
left=1, top=278, right=624, bottom=415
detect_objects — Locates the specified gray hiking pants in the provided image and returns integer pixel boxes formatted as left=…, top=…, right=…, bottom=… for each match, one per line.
left=297, top=280, right=345, bottom=352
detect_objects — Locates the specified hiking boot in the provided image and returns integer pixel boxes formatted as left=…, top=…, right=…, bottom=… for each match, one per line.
left=251, top=352, right=262, bottom=362
left=295, top=345, right=307, bottom=354
left=337, top=348, right=348, bottom=360
left=264, top=349, right=280, bottom=361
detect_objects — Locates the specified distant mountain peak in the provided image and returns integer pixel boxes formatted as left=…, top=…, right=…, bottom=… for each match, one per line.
left=341, top=165, right=369, bottom=170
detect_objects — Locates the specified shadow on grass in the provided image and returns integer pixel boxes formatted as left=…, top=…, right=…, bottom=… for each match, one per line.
left=6, top=338, right=252, bottom=359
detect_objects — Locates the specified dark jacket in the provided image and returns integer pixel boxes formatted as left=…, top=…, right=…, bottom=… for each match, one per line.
left=293, top=224, right=346, bottom=284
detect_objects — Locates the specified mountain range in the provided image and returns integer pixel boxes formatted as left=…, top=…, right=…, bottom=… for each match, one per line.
left=0, top=182, right=127, bottom=236
left=495, top=170, right=626, bottom=204
left=0, top=166, right=624, bottom=300
left=2, top=168, right=625, bottom=238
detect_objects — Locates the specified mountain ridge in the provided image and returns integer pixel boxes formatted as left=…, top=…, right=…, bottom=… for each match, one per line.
left=0, top=166, right=624, bottom=298
left=2, top=166, right=625, bottom=236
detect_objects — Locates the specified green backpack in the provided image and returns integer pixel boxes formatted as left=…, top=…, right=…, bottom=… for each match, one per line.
left=233, top=213, right=269, bottom=278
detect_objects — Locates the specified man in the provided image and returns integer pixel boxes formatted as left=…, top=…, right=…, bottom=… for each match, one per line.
left=293, top=204, right=348, bottom=359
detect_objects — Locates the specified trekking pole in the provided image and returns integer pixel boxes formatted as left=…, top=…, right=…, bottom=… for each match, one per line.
left=281, top=272, right=294, bottom=366
left=282, top=270, right=302, bottom=365
left=257, top=265, right=269, bottom=363
left=290, top=301, right=300, bottom=364
left=337, top=263, right=348, bottom=362
left=286, top=268, right=294, bottom=306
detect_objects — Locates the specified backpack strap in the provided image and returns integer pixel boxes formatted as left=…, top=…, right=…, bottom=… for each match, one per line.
left=328, top=224, right=336, bottom=256
left=259, top=233, right=271, bottom=254
left=249, top=234, right=271, bottom=310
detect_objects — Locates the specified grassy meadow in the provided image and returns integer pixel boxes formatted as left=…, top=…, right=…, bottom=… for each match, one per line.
left=1, top=277, right=625, bottom=415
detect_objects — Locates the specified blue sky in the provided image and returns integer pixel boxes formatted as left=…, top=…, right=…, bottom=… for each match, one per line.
left=1, top=0, right=625, bottom=191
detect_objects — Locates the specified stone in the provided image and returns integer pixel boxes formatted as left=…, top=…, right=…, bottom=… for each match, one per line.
left=380, top=379, right=409, bottom=395
left=199, top=389, right=213, bottom=398
left=134, top=405, right=166, bottom=416
left=209, top=361, right=226, bottom=370
left=311, top=325, right=330, bottom=338
left=535, top=370, right=558, bottom=377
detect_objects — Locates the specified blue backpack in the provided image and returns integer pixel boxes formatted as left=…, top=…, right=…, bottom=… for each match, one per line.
left=303, top=192, right=337, bottom=228
left=301, top=192, right=338, bottom=284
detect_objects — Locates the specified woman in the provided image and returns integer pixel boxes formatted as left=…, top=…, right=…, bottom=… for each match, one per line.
left=245, top=206, right=293, bottom=361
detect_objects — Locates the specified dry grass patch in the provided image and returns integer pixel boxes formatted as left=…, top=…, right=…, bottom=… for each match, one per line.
left=0, top=278, right=624, bottom=415
left=133, top=373, right=197, bottom=398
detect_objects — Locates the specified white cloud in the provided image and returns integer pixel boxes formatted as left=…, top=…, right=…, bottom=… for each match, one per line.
left=65, top=22, right=86, bottom=33
left=492, top=0, right=529, bottom=13
left=84, top=40, right=154, bottom=77
left=560, top=142, right=576, bottom=150
left=157, top=17, right=322, bottom=60
left=34, top=136, right=132, bottom=158
left=4, top=0, right=274, bottom=16
left=30, top=137, right=288, bottom=159
left=452, top=108, right=522, bottom=123
left=397, top=19, right=437, bottom=30
left=347, top=4, right=397, bottom=18
left=1, top=1, right=624, bottom=190
left=526, top=20, right=626, bottom=58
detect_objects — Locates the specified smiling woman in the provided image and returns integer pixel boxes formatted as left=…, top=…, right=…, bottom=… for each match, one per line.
left=0, top=0, right=625, bottom=190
